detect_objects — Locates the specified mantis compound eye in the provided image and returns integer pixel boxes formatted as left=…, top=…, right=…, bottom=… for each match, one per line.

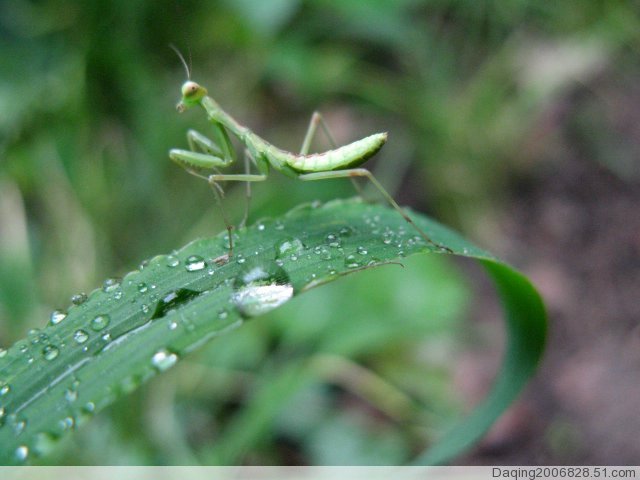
left=182, top=81, right=200, bottom=97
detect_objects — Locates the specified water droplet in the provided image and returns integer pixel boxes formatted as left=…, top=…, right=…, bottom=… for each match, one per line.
left=274, top=221, right=285, bottom=231
left=151, top=289, right=201, bottom=319
left=218, top=309, right=228, bottom=320
left=28, top=329, right=41, bottom=344
left=166, top=255, right=180, bottom=268
left=0, top=348, right=6, bottom=358
left=65, top=389, right=78, bottom=403
left=141, top=304, right=150, bottom=314
left=102, top=277, right=121, bottom=292
left=73, top=329, right=89, bottom=344
left=356, top=246, right=368, bottom=255
left=232, top=262, right=293, bottom=318
left=13, top=419, right=26, bottom=435
left=151, top=349, right=179, bottom=371
left=59, top=416, right=75, bottom=431
left=275, top=237, right=304, bottom=259
left=0, top=383, right=10, bottom=396
left=344, top=254, right=362, bottom=268
left=326, top=233, right=341, bottom=248
left=185, top=255, right=206, bottom=271
left=339, top=226, right=355, bottom=237
left=257, top=223, right=266, bottom=231
left=71, top=293, right=88, bottom=305
left=312, top=246, right=331, bottom=260
left=90, top=314, right=110, bottom=331
left=82, top=402, right=95, bottom=414
left=236, top=255, right=246, bottom=264
left=42, top=345, right=59, bottom=361
left=0, top=406, right=6, bottom=419
left=137, top=283, right=148, bottom=293
left=168, top=320, right=178, bottom=330
left=15, top=445, right=28, bottom=462
left=49, top=310, right=67, bottom=326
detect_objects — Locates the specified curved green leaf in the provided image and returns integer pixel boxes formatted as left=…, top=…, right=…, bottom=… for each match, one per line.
left=0, top=198, right=546, bottom=465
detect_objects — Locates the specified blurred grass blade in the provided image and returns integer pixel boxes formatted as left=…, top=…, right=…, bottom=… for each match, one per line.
left=413, top=260, right=547, bottom=465
left=0, top=198, right=546, bottom=465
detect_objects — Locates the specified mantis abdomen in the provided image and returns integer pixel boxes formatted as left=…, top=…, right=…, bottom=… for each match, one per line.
left=282, top=132, right=388, bottom=173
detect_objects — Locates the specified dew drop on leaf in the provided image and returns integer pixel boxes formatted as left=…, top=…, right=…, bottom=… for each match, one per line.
left=59, top=416, right=75, bottom=431
left=326, top=233, right=341, bottom=247
left=151, top=289, right=201, bottom=319
left=12, top=418, right=26, bottom=435
left=151, top=349, right=178, bottom=371
left=15, top=445, right=28, bottom=462
left=65, top=389, right=78, bottom=403
left=71, top=293, right=88, bottom=305
left=102, top=277, right=121, bottom=293
left=166, top=255, right=180, bottom=268
left=42, top=345, right=59, bottom=361
left=275, top=237, right=304, bottom=259
left=49, top=310, right=67, bottom=326
left=231, top=261, right=293, bottom=318
left=73, top=330, right=89, bottom=344
left=185, top=255, right=206, bottom=271
left=344, top=254, right=362, bottom=268
left=90, top=314, right=110, bottom=331
left=0, top=383, right=11, bottom=396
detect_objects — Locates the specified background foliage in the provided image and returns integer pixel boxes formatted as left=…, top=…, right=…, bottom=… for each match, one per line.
left=1, top=0, right=638, bottom=464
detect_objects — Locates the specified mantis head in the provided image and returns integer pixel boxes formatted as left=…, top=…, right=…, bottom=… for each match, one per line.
left=176, top=81, right=208, bottom=112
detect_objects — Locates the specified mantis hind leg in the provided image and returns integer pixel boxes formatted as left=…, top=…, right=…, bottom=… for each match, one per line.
left=300, top=111, right=338, bottom=153
left=300, top=112, right=365, bottom=197
left=297, top=168, right=452, bottom=253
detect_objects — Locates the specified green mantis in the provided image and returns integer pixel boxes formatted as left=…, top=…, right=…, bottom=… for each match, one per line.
left=169, top=51, right=450, bottom=258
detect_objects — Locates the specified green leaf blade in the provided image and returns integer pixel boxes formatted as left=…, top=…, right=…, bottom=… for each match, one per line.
left=0, top=198, right=546, bottom=465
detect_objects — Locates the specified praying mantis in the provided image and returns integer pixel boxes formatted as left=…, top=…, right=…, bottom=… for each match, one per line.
left=168, top=50, right=451, bottom=258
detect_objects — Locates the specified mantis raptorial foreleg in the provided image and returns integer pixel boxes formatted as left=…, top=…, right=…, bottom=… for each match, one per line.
left=298, top=168, right=451, bottom=252
left=187, top=129, right=225, bottom=157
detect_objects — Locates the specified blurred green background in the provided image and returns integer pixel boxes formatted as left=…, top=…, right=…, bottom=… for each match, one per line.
left=1, top=0, right=639, bottom=465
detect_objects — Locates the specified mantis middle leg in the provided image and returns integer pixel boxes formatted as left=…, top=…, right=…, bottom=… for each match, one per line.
left=205, top=171, right=268, bottom=257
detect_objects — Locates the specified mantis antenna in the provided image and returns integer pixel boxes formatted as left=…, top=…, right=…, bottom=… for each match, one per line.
left=169, top=44, right=191, bottom=80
